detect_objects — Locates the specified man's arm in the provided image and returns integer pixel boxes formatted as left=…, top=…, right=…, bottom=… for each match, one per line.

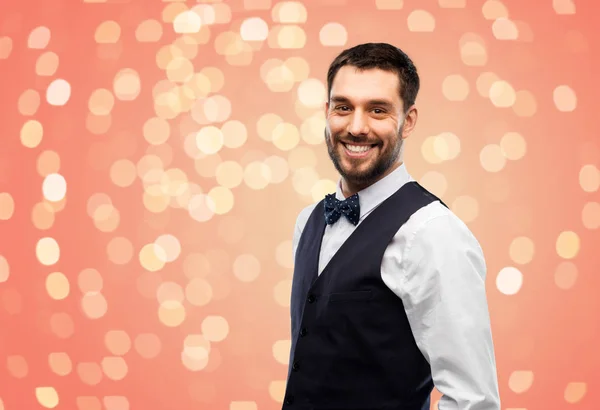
left=398, top=213, right=501, bottom=409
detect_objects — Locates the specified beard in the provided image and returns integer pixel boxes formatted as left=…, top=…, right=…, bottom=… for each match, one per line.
left=325, top=125, right=404, bottom=187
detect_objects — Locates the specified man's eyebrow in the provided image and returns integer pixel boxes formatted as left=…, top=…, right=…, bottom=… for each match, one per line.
left=329, top=96, right=395, bottom=109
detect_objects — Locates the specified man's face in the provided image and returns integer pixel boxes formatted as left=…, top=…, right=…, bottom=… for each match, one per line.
left=325, top=66, right=407, bottom=188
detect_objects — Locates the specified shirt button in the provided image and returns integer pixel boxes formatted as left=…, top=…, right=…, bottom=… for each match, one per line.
left=307, top=294, right=316, bottom=303
left=299, top=328, right=307, bottom=337
left=292, top=361, right=300, bottom=371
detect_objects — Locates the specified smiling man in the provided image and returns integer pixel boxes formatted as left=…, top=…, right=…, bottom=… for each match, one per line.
left=284, top=43, right=501, bottom=409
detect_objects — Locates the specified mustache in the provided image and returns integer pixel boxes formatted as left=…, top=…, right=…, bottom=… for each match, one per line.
left=326, top=129, right=379, bottom=145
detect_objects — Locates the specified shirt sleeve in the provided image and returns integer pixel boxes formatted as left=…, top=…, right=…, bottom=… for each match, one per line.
left=398, top=213, right=501, bottom=410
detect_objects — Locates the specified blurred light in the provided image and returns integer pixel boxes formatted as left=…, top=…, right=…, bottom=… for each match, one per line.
left=272, top=340, right=291, bottom=364
left=231, top=402, right=258, bottom=410
left=241, top=17, right=269, bottom=41
left=21, top=119, right=43, bottom=148
left=196, top=126, right=224, bottom=154
left=136, top=19, right=163, bottom=42
left=492, top=18, right=518, bottom=40
left=564, top=382, right=587, bottom=403
left=50, top=312, right=74, bottom=339
left=375, top=0, right=403, bottom=9
left=272, top=123, right=300, bottom=151
left=188, top=194, right=216, bottom=222
left=553, top=0, right=576, bottom=14
left=110, top=159, right=137, bottom=188
left=0, top=193, right=14, bottom=221
left=513, top=90, right=537, bottom=117
left=0, top=255, right=9, bottom=283
left=272, top=2, right=307, bottom=23
left=28, top=26, right=51, bottom=49
left=107, top=237, right=134, bottom=265
left=451, top=195, right=479, bottom=223
left=114, top=68, right=141, bottom=101
left=439, top=0, right=466, bottom=7
left=18, top=89, right=41, bottom=116
left=555, top=261, right=578, bottom=290
left=269, top=380, right=286, bottom=403
left=442, top=74, right=470, bottom=101
left=46, top=272, right=70, bottom=300
left=319, top=22, right=347, bottom=46
left=37, top=151, right=61, bottom=177
left=500, top=132, right=527, bottom=160
left=48, top=352, right=72, bottom=376
left=476, top=72, right=500, bottom=98
left=489, top=80, right=516, bottom=107
left=46, top=79, right=71, bottom=106
left=496, top=266, right=523, bottom=295
left=155, top=235, right=181, bottom=263
left=244, top=162, right=271, bottom=189
left=556, top=231, right=580, bottom=259
left=257, top=113, right=283, bottom=142
left=459, top=33, right=487, bottom=66
left=7, top=355, right=28, bottom=378
left=159, top=301, right=186, bottom=327
left=208, top=186, right=234, bottom=214
left=264, top=156, right=289, bottom=183
left=233, top=254, right=261, bottom=282
left=103, top=396, right=130, bottom=410
left=582, top=202, right=600, bottom=229
left=298, top=78, right=326, bottom=108
left=509, top=236, right=535, bottom=264
left=420, top=171, right=448, bottom=198
left=82, top=292, right=108, bottom=319
left=273, top=280, right=292, bottom=308
left=480, top=144, right=506, bottom=172
left=311, top=179, right=337, bottom=202
left=43, top=174, right=67, bottom=202
left=36, top=51, right=59, bottom=76
left=77, top=362, right=103, bottom=386
left=0, top=36, right=13, bottom=59
left=270, top=25, right=306, bottom=49
left=186, top=278, right=213, bottom=306
left=35, top=387, right=59, bottom=408
left=95, top=21, right=121, bottom=43
left=101, top=357, right=128, bottom=381
left=202, top=316, right=229, bottom=342
left=135, top=334, right=162, bottom=359
left=275, top=241, right=294, bottom=269
left=221, top=120, right=248, bottom=149
left=579, top=164, right=600, bottom=192
left=407, top=10, right=435, bottom=32
left=553, top=85, right=577, bottom=112
left=174, top=10, right=202, bottom=34
left=293, top=168, right=319, bottom=195
left=105, top=330, right=132, bottom=356
left=78, top=268, right=103, bottom=293
left=482, top=0, right=508, bottom=20
left=37, top=237, right=60, bottom=266
left=508, top=370, right=534, bottom=393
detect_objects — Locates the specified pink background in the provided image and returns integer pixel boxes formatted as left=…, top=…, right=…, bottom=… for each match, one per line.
left=0, top=0, right=598, bottom=409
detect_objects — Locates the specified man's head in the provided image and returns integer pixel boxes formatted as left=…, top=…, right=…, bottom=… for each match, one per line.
left=324, top=43, right=420, bottom=193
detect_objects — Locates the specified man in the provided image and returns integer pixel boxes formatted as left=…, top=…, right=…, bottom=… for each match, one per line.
left=284, top=43, right=500, bottom=409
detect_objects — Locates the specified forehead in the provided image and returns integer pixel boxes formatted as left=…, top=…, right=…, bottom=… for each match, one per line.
left=330, top=66, right=401, bottom=106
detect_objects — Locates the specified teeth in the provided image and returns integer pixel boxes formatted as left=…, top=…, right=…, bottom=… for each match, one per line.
left=345, top=144, right=372, bottom=153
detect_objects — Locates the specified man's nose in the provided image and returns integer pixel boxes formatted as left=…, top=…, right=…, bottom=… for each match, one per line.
left=347, top=111, right=370, bottom=136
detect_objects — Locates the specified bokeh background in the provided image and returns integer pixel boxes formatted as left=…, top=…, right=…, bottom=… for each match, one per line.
left=1, top=0, right=599, bottom=409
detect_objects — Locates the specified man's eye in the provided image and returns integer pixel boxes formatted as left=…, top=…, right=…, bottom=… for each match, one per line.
left=373, top=108, right=385, bottom=114
left=336, top=106, right=350, bottom=111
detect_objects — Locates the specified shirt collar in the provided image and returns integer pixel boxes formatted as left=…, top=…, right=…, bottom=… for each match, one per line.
left=335, top=163, right=414, bottom=221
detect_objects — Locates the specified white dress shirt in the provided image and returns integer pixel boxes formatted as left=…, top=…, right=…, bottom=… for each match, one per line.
left=291, top=163, right=501, bottom=410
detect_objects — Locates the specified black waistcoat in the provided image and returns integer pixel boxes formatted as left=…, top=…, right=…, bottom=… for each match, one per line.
left=283, top=181, right=447, bottom=410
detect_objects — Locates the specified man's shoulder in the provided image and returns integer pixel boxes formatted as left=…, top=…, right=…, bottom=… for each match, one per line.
left=407, top=200, right=481, bottom=247
left=295, top=201, right=321, bottom=233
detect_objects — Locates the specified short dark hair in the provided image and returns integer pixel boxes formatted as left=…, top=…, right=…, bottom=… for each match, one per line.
left=326, top=43, right=420, bottom=112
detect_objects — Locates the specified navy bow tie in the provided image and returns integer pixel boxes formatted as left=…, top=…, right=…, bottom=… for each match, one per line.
left=324, top=193, right=360, bottom=226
